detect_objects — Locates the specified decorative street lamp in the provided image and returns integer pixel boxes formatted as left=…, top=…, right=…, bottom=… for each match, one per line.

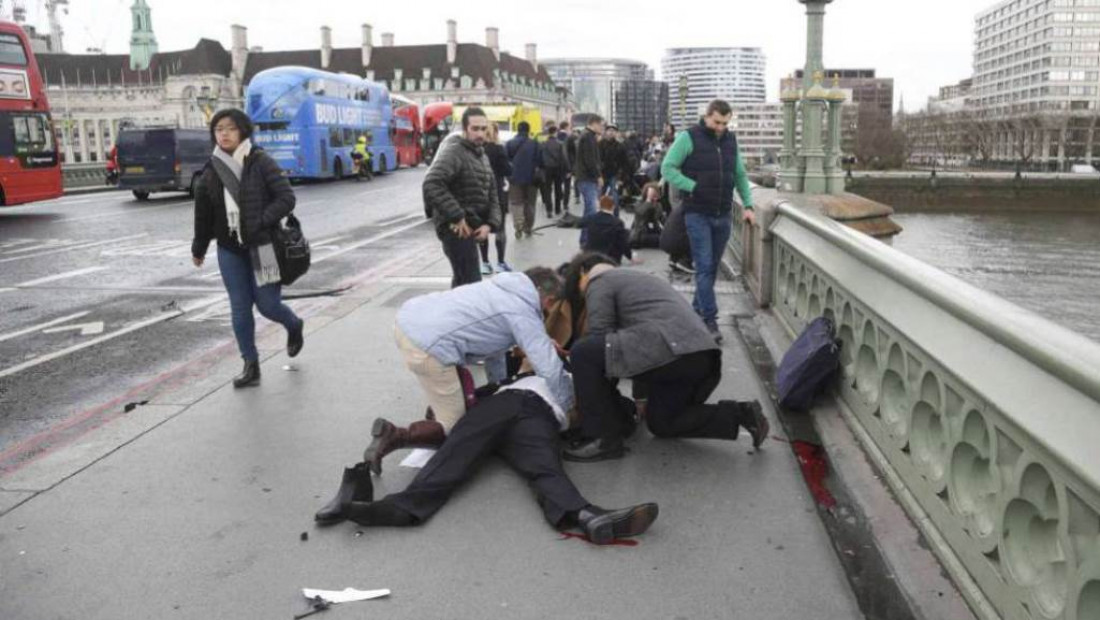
left=678, top=75, right=688, bottom=128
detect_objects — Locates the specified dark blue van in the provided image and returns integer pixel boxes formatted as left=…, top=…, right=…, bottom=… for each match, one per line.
left=116, top=128, right=211, bottom=200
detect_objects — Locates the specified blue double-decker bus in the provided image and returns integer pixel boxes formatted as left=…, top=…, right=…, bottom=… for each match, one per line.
left=246, top=66, right=396, bottom=179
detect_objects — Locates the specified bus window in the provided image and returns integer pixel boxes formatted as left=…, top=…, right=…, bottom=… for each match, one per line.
left=309, top=79, right=325, bottom=96
left=343, top=128, right=355, bottom=145
left=0, top=34, right=28, bottom=66
left=329, top=126, right=342, bottom=147
left=12, top=114, right=54, bottom=153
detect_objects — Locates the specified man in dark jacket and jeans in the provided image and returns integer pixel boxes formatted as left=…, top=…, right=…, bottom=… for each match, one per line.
left=573, top=115, right=604, bottom=245
left=562, top=257, right=768, bottom=462
left=423, top=107, right=502, bottom=288
left=661, top=99, right=756, bottom=343
left=538, top=126, right=568, bottom=217
left=506, top=121, right=543, bottom=238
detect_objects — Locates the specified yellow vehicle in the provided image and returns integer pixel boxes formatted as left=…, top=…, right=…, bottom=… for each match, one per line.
left=452, top=104, right=542, bottom=140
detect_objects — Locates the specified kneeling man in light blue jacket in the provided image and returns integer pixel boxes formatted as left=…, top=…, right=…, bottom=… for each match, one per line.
left=363, top=267, right=572, bottom=474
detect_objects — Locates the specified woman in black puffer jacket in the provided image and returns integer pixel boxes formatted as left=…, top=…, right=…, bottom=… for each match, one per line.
left=191, top=108, right=304, bottom=388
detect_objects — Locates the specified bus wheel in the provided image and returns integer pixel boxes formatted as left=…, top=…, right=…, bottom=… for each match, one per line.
left=333, top=158, right=344, bottom=180
left=378, top=155, right=388, bottom=175
left=133, top=190, right=150, bottom=201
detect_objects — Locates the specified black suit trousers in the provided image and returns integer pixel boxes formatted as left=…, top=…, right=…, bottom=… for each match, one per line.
left=385, top=390, right=589, bottom=527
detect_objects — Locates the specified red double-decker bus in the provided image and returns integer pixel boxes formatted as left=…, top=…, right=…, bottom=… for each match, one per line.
left=422, top=102, right=453, bottom=164
left=0, top=21, right=61, bottom=206
left=390, top=95, right=422, bottom=168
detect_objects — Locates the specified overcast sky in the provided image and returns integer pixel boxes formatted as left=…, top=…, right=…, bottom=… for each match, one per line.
left=17, top=0, right=1002, bottom=110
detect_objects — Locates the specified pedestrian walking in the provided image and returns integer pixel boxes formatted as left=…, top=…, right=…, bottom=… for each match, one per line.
left=480, top=123, right=512, bottom=274
left=660, top=99, right=756, bottom=344
left=191, top=108, right=304, bottom=388
left=599, top=125, right=625, bottom=211
left=506, top=121, right=543, bottom=238
left=422, top=107, right=501, bottom=288
left=558, top=122, right=574, bottom=212
left=539, top=125, right=568, bottom=217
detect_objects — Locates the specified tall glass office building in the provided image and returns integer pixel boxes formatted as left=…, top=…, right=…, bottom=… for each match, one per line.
left=662, top=47, right=766, bottom=129
left=542, top=58, right=669, bottom=136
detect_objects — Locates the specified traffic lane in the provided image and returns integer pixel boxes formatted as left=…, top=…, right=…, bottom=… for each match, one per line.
left=0, top=213, right=432, bottom=375
left=0, top=227, right=439, bottom=455
left=0, top=169, right=427, bottom=293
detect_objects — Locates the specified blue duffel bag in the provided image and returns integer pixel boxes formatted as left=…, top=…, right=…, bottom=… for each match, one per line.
left=777, top=317, right=841, bottom=411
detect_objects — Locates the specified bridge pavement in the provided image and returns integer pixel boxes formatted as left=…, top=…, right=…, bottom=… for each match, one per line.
left=0, top=209, right=863, bottom=619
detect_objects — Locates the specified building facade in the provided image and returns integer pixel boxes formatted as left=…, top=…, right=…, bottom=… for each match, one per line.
left=541, top=58, right=668, bottom=135
left=970, top=0, right=1100, bottom=168
left=661, top=47, right=766, bottom=129
left=729, top=103, right=785, bottom=166
left=241, top=22, right=572, bottom=126
left=30, top=4, right=571, bottom=166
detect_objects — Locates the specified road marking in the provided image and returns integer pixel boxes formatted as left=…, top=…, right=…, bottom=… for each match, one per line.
left=374, top=212, right=421, bottom=226
left=383, top=276, right=452, bottom=285
left=313, top=218, right=430, bottom=264
left=42, top=321, right=105, bottom=336
left=2, top=239, right=79, bottom=254
left=0, top=239, right=38, bottom=249
left=0, top=234, right=148, bottom=264
left=311, top=235, right=349, bottom=247
left=0, top=311, right=92, bottom=344
left=59, top=200, right=189, bottom=223
left=15, top=266, right=108, bottom=288
left=0, top=294, right=225, bottom=380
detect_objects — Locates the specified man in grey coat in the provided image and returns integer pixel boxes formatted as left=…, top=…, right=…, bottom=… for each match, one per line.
left=562, top=256, right=769, bottom=462
left=422, top=107, right=502, bottom=288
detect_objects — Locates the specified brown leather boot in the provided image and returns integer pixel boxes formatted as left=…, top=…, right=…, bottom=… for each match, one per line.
left=363, top=418, right=446, bottom=475
left=407, top=419, right=445, bottom=448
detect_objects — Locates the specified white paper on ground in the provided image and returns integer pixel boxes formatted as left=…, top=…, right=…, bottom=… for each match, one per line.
left=302, top=587, right=391, bottom=604
left=399, top=448, right=436, bottom=468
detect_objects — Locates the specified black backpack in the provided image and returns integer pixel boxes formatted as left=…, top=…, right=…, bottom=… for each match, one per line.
left=777, top=317, right=841, bottom=411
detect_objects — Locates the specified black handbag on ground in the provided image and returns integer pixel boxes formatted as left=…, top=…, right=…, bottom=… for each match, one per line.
left=272, top=214, right=310, bottom=286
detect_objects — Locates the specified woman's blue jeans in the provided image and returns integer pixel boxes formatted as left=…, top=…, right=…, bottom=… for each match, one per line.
left=217, top=245, right=302, bottom=362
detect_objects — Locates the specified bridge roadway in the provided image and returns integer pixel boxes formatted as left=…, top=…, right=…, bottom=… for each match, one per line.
left=0, top=170, right=874, bottom=619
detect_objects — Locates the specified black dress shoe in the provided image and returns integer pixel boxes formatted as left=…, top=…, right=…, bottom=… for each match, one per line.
left=562, top=437, right=626, bottom=463
left=314, top=463, right=374, bottom=525
left=578, top=503, right=659, bottom=545
left=232, top=360, right=261, bottom=388
left=287, top=320, right=304, bottom=358
left=739, top=401, right=770, bottom=449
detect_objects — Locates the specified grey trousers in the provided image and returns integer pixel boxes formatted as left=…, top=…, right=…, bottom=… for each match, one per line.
left=508, top=183, right=538, bottom=235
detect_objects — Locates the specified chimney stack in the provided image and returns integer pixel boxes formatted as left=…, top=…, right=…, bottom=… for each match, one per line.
left=230, top=24, right=248, bottom=81
left=361, top=24, right=373, bottom=68
left=382, top=32, right=394, bottom=47
left=446, top=20, right=457, bottom=65
left=525, top=43, right=537, bottom=69
left=486, top=27, right=499, bottom=62
left=320, top=26, right=332, bottom=69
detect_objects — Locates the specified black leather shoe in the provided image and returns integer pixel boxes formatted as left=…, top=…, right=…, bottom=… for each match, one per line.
left=562, top=437, right=626, bottom=463
left=232, top=360, right=261, bottom=388
left=287, top=321, right=304, bottom=358
left=578, top=503, right=659, bottom=544
left=739, top=401, right=770, bottom=449
left=314, top=463, right=373, bottom=525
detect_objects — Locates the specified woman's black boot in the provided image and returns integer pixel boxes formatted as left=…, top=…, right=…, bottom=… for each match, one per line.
left=315, top=463, right=374, bottom=525
left=232, top=360, right=261, bottom=388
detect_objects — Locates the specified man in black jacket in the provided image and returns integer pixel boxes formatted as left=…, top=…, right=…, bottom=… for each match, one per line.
left=573, top=116, right=604, bottom=245
left=539, top=126, right=568, bottom=217
left=559, top=121, right=575, bottom=211
left=506, top=121, right=543, bottom=238
left=422, top=107, right=502, bottom=288
left=580, top=195, right=634, bottom=265
left=599, top=126, right=625, bottom=211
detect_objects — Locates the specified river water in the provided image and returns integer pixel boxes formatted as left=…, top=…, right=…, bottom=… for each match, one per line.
left=889, top=211, right=1100, bottom=344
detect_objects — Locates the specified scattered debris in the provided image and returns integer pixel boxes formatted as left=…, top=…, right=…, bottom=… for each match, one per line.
left=300, top=532, right=308, bottom=542
left=558, top=532, right=638, bottom=547
left=161, top=300, right=180, bottom=313
left=123, top=400, right=149, bottom=413
left=283, top=365, right=299, bottom=372
left=293, top=596, right=331, bottom=619
left=300, top=587, right=391, bottom=605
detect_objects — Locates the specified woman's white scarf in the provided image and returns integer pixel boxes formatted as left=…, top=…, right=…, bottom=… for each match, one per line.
left=212, top=139, right=282, bottom=286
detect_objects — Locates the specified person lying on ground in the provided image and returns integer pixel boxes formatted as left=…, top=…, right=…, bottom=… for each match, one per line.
left=315, top=375, right=659, bottom=545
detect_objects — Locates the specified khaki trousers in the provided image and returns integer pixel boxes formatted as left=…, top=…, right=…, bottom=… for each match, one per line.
left=394, top=325, right=465, bottom=432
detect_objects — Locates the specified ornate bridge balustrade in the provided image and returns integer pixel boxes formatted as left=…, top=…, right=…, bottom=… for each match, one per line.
left=740, top=193, right=1100, bottom=620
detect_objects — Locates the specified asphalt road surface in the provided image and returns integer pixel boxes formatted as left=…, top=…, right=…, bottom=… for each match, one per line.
left=0, top=167, right=436, bottom=454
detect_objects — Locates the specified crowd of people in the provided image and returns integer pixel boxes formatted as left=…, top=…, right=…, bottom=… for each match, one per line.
left=190, top=98, right=762, bottom=545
